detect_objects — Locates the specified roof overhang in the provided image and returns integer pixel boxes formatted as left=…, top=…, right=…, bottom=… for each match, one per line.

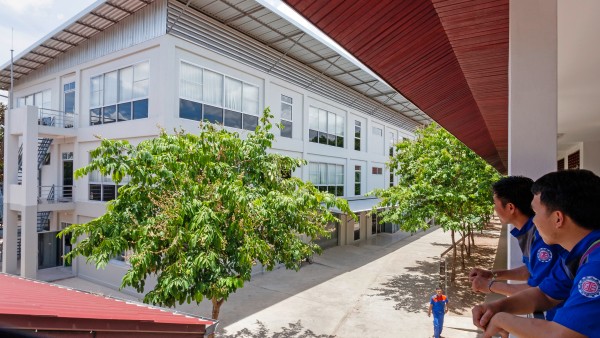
left=283, top=0, right=508, bottom=173
left=0, top=0, right=154, bottom=91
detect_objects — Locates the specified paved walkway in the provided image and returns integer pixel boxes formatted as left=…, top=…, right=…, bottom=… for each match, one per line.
left=55, top=227, right=487, bottom=338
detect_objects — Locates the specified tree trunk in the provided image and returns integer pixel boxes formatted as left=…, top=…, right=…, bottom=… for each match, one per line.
left=460, top=231, right=466, bottom=270
left=450, top=229, right=457, bottom=282
left=467, top=226, right=472, bottom=257
left=209, top=297, right=225, bottom=338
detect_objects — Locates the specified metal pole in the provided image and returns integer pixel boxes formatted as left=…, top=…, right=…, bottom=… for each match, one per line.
left=10, top=28, right=14, bottom=109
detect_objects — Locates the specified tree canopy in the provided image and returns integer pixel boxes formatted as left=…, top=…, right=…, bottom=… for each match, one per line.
left=60, top=108, right=352, bottom=321
left=371, top=123, right=500, bottom=280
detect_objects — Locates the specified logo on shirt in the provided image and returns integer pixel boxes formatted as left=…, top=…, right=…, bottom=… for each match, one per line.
left=578, top=276, right=600, bottom=298
left=536, top=248, right=552, bottom=262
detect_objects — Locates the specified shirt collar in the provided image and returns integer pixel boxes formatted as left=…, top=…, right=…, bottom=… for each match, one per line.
left=564, top=230, right=600, bottom=264
left=510, top=217, right=535, bottom=238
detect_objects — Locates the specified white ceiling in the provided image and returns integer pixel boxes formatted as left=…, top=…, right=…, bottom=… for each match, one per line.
left=557, top=0, right=600, bottom=152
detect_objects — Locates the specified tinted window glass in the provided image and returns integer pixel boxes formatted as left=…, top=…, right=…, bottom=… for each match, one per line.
left=243, top=114, right=258, bottom=131
left=224, top=110, right=242, bottom=129
left=117, top=103, right=132, bottom=122
left=133, top=99, right=148, bottom=120
left=281, top=120, right=292, bottom=138
left=204, top=105, right=223, bottom=124
left=103, top=105, right=116, bottom=124
left=179, top=98, right=202, bottom=121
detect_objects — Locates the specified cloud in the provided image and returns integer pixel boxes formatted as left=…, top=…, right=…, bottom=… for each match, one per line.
left=0, top=0, right=54, bottom=14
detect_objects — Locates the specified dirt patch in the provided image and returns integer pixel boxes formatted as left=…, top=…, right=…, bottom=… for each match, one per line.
left=445, top=219, right=502, bottom=315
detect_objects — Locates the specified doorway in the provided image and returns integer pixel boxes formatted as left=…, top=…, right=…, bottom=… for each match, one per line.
left=62, top=152, right=73, bottom=201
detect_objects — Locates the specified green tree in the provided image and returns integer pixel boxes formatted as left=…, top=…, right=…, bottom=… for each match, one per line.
left=371, top=123, right=499, bottom=281
left=60, top=108, right=352, bottom=328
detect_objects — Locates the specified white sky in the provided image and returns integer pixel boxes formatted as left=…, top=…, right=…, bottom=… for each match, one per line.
left=0, top=0, right=96, bottom=103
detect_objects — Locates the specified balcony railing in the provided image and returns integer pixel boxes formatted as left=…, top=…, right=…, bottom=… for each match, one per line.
left=38, top=185, right=74, bottom=204
left=38, top=108, right=77, bottom=129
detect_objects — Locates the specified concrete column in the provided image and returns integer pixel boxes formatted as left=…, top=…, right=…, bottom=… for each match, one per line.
left=508, top=0, right=558, bottom=269
left=20, top=106, right=40, bottom=279
left=582, top=141, right=600, bottom=175
left=2, top=126, right=19, bottom=273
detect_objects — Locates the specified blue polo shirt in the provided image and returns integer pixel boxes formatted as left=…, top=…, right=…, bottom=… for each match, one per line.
left=511, top=217, right=564, bottom=320
left=540, top=231, right=600, bottom=336
left=510, top=218, right=564, bottom=287
left=430, top=294, right=448, bottom=314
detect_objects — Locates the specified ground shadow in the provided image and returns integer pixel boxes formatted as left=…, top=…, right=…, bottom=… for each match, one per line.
left=370, top=226, right=499, bottom=316
left=221, top=320, right=335, bottom=338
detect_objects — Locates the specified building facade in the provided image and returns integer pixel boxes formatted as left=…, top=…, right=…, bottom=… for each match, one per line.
left=1, top=0, right=426, bottom=287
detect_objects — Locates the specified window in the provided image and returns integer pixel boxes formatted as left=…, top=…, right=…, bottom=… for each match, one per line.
left=89, top=61, right=149, bottom=125
left=309, top=163, right=344, bottom=196
left=179, top=61, right=260, bottom=131
left=557, top=158, right=565, bottom=171
left=280, top=94, right=293, bottom=138
left=354, top=121, right=361, bottom=151
left=372, top=167, right=383, bottom=175
left=64, top=82, right=75, bottom=114
left=389, top=132, right=395, bottom=156
left=89, top=170, right=130, bottom=202
left=568, top=151, right=580, bottom=169
left=390, top=172, right=394, bottom=187
left=372, top=127, right=383, bottom=136
left=354, top=165, right=361, bottom=195
left=18, top=89, right=52, bottom=110
left=308, top=107, right=344, bottom=148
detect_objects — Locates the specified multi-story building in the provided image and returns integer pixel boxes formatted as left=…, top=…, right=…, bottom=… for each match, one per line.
left=0, top=0, right=428, bottom=287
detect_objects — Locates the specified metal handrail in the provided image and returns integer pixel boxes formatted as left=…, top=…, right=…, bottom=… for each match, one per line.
left=38, top=185, right=74, bottom=203
left=37, top=107, right=77, bottom=129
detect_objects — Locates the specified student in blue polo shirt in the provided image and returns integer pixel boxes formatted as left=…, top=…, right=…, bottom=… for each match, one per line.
left=469, top=176, right=563, bottom=320
left=472, top=169, right=600, bottom=338
left=428, top=287, right=448, bottom=338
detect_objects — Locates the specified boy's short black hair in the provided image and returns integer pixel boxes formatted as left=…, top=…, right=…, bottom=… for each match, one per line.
left=492, top=176, right=534, bottom=218
left=532, top=169, right=600, bottom=230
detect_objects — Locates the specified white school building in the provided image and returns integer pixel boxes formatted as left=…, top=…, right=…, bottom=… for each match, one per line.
left=0, top=0, right=430, bottom=286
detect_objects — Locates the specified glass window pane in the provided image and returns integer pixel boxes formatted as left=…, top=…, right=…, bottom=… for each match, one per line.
left=336, top=136, right=344, bottom=148
left=309, top=163, right=319, bottom=184
left=103, top=105, right=116, bottom=124
left=327, top=164, right=336, bottom=185
left=336, top=115, right=344, bottom=136
left=103, top=185, right=116, bottom=201
left=242, top=114, right=258, bottom=131
left=336, top=186, right=344, bottom=197
left=133, top=79, right=148, bottom=98
left=336, top=165, right=344, bottom=184
left=180, top=62, right=202, bottom=101
left=309, top=129, right=318, bottom=143
left=203, top=105, right=223, bottom=124
left=42, top=90, right=52, bottom=110
left=319, top=163, right=327, bottom=184
left=280, top=120, right=292, bottom=138
left=119, top=66, right=133, bottom=102
left=224, top=110, right=242, bottom=129
left=354, top=138, right=360, bottom=151
left=89, top=184, right=102, bottom=201
left=90, top=76, right=103, bottom=107
left=318, top=109, right=327, bottom=132
left=117, top=102, right=132, bottom=122
left=319, top=132, right=328, bottom=145
left=224, top=77, right=242, bottom=111
left=89, top=170, right=101, bottom=182
left=327, top=112, right=336, bottom=134
left=134, top=62, right=149, bottom=81
left=281, top=103, right=292, bottom=120
left=309, top=107, right=318, bottom=131
left=243, top=83, right=259, bottom=116
left=25, top=95, right=34, bottom=106
left=281, top=94, right=292, bottom=104
left=90, top=108, right=102, bottom=125
left=64, top=91, right=75, bottom=114
left=179, top=98, right=202, bottom=121
left=204, top=70, right=223, bottom=107
left=104, top=71, right=118, bottom=105
left=133, top=99, right=149, bottom=120
left=327, top=134, right=336, bottom=146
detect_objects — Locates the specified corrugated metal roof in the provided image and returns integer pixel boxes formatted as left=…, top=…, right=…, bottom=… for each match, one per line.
left=0, top=0, right=154, bottom=90
left=169, top=0, right=431, bottom=127
left=0, top=273, right=217, bottom=335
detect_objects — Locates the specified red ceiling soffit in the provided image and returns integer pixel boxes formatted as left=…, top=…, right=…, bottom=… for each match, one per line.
left=284, top=0, right=508, bottom=173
